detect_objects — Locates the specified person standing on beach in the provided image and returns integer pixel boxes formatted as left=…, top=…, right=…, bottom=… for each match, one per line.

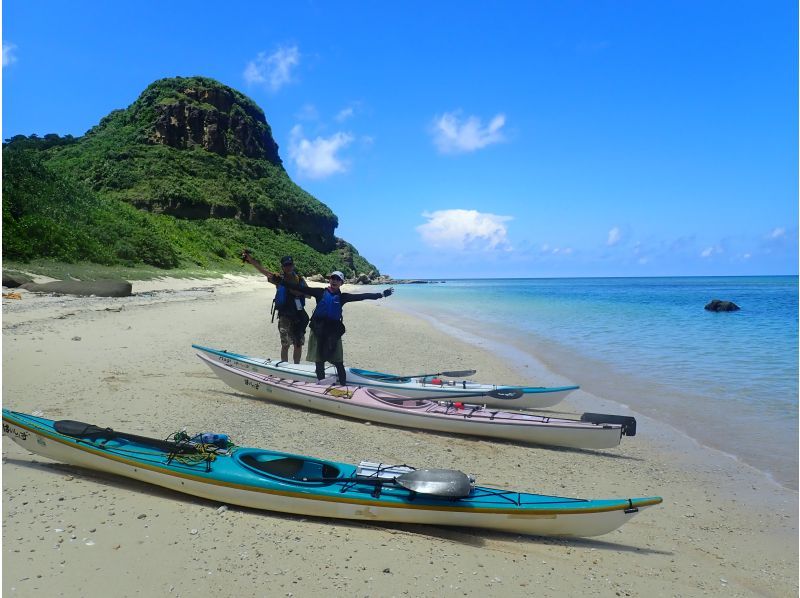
left=242, top=252, right=309, bottom=364
left=243, top=253, right=393, bottom=385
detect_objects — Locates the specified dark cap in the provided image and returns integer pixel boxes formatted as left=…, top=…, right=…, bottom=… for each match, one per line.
left=280, top=256, right=294, bottom=266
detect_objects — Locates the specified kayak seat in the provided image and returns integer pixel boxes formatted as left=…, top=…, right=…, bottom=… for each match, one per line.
left=238, top=453, right=340, bottom=481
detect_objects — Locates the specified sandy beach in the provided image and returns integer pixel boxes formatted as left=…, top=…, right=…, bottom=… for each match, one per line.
left=2, top=274, right=797, bottom=597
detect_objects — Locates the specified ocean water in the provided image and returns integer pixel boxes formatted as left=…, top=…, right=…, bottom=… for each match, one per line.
left=388, top=276, right=798, bottom=489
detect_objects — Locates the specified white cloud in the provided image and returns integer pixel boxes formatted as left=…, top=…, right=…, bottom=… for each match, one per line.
left=431, top=111, right=506, bottom=154
left=288, top=125, right=354, bottom=179
left=768, top=227, right=786, bottom=240
left=3, top=41, right=17, bottom=68
left=607, top=226, right=621, bottom=246
left=244, top=45, right=300, bottom=92
left=335, top=107, right=354, bottom=122
left=700, top=245, right=723, bottom=258
left=417, top=209, right=512, bottom=250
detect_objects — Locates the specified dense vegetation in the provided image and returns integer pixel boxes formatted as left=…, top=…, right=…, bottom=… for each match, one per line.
left=2, top=76, right=379, bottom=279
left=2, top=148, right=375, bottom=277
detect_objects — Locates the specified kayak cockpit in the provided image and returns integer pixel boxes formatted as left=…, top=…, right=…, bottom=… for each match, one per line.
left=237, top=450, right=341, bottom=484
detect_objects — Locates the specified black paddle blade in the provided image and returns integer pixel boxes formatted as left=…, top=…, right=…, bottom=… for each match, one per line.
left=396, top=469, right=474, bottom=497
left=53, top=420, right=199, bottom=453
left=580, top=413, right=637, bottom=436
left=438, top=369, right=477, bottom=378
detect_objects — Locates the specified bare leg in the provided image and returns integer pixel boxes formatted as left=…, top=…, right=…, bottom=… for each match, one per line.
left=292, top=345, right=302, bottom=364
left=280, top=345, right=289, bottom=362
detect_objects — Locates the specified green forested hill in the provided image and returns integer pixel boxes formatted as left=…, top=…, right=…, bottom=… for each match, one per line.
left=3, top=76, right=379, bottom=279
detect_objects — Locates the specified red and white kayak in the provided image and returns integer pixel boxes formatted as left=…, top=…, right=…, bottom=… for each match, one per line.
left=192, top=344, right=577, bottom=410
left=196, top=352, right=635, bottom=450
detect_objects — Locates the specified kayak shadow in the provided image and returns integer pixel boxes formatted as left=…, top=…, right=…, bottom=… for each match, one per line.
left=5, top=458, right=665, bottom=553
left=353, top=521, right=670, bottom=555
left=216, top=388, right=644, bottom=461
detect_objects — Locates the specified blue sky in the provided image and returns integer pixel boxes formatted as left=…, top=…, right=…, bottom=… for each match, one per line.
left=3, top=1, right=797, bottom=278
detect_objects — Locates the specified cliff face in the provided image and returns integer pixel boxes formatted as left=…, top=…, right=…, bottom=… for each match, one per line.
left=46, top=76, right=342, bottom=253
left=143, top=81, right=282, bottom=164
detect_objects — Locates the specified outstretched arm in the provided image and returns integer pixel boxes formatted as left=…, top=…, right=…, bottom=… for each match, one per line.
left=279, top=277, right=324, bottom=300
left=341, top=287, right=394, bottom=304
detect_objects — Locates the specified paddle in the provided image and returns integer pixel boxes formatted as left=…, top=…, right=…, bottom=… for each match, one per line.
left=378, top=369, right=477, bottom=382
left=298, top=468, right=474, bottom=498
left=53, top=419, right=200, bottom=454
left=382, top=387, right=524, bottom=404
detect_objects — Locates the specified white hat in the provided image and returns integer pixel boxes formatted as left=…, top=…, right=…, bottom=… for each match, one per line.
left=330, top=271, right=345, bottom=281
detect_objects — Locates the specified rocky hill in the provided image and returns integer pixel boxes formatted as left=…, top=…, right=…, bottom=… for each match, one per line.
left=45, top=76, right=339, bottom=253
left=3, top=76, right=378, bottom=278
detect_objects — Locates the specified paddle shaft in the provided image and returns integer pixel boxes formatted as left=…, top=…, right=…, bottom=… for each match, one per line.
left=380, top=387, right=524, bottom=403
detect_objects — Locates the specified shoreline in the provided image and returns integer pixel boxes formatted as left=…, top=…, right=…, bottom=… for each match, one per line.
left=3, top=276, right=797, bottom=597
left=383, top=292, right=798, bottom=491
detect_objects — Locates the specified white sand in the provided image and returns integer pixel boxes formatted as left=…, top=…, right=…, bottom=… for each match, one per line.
left=2, top=275, right=797, bottom=597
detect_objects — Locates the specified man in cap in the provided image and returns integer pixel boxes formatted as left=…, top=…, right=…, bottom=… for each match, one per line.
left=242, top=252, right=309, bottom=363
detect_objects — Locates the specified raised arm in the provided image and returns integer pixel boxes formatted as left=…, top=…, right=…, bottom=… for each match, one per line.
left=241, top=250, right=279, bottom=284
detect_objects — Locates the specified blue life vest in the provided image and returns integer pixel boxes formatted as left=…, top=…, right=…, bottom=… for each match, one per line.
left=313, top=289, right=343, bottom=321
left=274, top=272, right=305, bottom=313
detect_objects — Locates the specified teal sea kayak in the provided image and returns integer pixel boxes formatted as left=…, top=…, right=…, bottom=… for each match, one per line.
left=2, top=409, right=661, bottom=537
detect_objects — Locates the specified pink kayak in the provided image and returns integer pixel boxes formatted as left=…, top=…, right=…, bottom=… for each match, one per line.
left=196, top=353, right=635, bottom=450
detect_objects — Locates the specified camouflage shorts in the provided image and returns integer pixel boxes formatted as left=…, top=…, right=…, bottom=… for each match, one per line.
left=278, top=314, right=306, bottom=347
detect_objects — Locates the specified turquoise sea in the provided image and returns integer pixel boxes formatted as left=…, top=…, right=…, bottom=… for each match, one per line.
left=388, top=276, right=798, bottom=489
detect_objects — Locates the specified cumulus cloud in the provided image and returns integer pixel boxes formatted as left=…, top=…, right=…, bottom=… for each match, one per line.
left=607, top=226, right=622, bottom=247
left=244, top=45, right=300, bottom=91
left=768, top=227, right=786, bottom=240
left=288, top=125, right=354, bottom=179
left=417, top=209, right=512, bottom=250
left=431, top=111, right=506, bottom=154
left=3, top=41, right=17, bottom=67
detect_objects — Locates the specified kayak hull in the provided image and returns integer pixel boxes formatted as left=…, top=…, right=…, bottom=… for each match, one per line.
left=192, top=344, right=577, bottom=409
left=197, top=352, right=627, bottom=450
left=2, top=410, right=661, bottom=537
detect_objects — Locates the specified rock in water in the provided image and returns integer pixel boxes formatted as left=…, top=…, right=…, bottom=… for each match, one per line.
left=704, top=299, right=740, bottom=312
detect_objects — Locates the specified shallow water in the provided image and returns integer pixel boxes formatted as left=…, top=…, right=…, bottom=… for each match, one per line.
left=389, top=276, right=799, bottom=489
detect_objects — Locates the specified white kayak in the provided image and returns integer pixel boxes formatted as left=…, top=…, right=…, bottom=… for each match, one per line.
left=196, top=352, right=636, bottom=450
left=192, top=344, right=578, bottom=410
